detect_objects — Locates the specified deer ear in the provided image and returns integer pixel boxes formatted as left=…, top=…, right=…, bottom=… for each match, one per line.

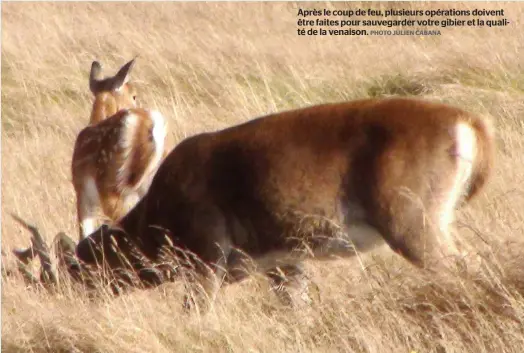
left=89, top=61, right=104, bottom=94
left=111, top=56, right=137, bottom=91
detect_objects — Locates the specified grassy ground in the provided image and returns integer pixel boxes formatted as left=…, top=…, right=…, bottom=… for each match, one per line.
left=2, top=2, right=524, bottom=352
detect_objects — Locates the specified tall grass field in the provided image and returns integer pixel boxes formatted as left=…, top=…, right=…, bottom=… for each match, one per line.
left=2, top=2, right=524, bottom=352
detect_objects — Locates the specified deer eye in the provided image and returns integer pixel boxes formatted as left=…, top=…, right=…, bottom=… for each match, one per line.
left=133, top=95, right=137, bottom=101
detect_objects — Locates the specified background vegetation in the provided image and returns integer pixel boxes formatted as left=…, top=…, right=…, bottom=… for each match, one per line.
left=2, top=2, right=524, bottom=352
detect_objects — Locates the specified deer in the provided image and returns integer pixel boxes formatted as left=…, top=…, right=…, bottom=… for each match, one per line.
left=72, top=58, right=170, bottom=242
left=11, top=96, right=494, bottom=309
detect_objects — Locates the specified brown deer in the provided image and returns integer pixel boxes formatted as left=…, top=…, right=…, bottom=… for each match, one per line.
left=72, top=58, right=170, bottom=241
left=13, top=97, right=493, bottom=308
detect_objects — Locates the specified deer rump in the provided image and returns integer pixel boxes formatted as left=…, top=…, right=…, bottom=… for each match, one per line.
left=72, top=96, right=491, bottom=290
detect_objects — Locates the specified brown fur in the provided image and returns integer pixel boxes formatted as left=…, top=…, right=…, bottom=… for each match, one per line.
left=74, top=96, right=494, bottom=304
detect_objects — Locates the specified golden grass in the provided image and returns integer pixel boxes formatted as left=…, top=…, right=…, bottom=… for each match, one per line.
left=2, top=2, right=524, bottom=352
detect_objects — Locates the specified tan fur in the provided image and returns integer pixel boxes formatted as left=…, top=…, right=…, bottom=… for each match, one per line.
left=89, top=85, right=137, bottom=125
left=72, top=59, right=169, bottom=241
left=127, top=97, right=494, bottom=268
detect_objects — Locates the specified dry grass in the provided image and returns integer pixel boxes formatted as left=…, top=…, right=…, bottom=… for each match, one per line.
left=2, top=2, right=524, bottom=352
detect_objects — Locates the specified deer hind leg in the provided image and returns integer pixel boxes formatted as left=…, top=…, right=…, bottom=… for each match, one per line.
left=369, top=174, right=468, bottom=270
left=385, top=196, right=456, bottom=270
left=377, top=123, right=478, bottom=271
left=394, top=190, right=467, bottom=272
left=77, top=176, right=101, bottom=241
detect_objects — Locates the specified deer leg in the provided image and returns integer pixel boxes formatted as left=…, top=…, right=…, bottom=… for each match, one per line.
left=10, top=213, right=57, bottom=286
left=12, top=246, right=36, bottom=265
left=218, top=238, right=315, bottom=308
left=10, top=245, right=41, bottom=285
left=5, top=246, right=39, bottom=285
left=182, top=250, right=230, bottom=314
left=52, top=231, right=89, bottom=286
left=368, top=185, right=465, bottom=273
left=112, top=232, right=165, bottom=289
left=371, top=122, right=480, bottom=272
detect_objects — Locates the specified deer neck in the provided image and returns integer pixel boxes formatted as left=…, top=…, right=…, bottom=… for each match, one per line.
left=89, top=93, right=118, bottom=125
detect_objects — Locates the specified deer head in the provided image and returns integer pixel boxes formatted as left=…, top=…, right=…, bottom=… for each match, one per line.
left=88, top=57, right=138, bottom=125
